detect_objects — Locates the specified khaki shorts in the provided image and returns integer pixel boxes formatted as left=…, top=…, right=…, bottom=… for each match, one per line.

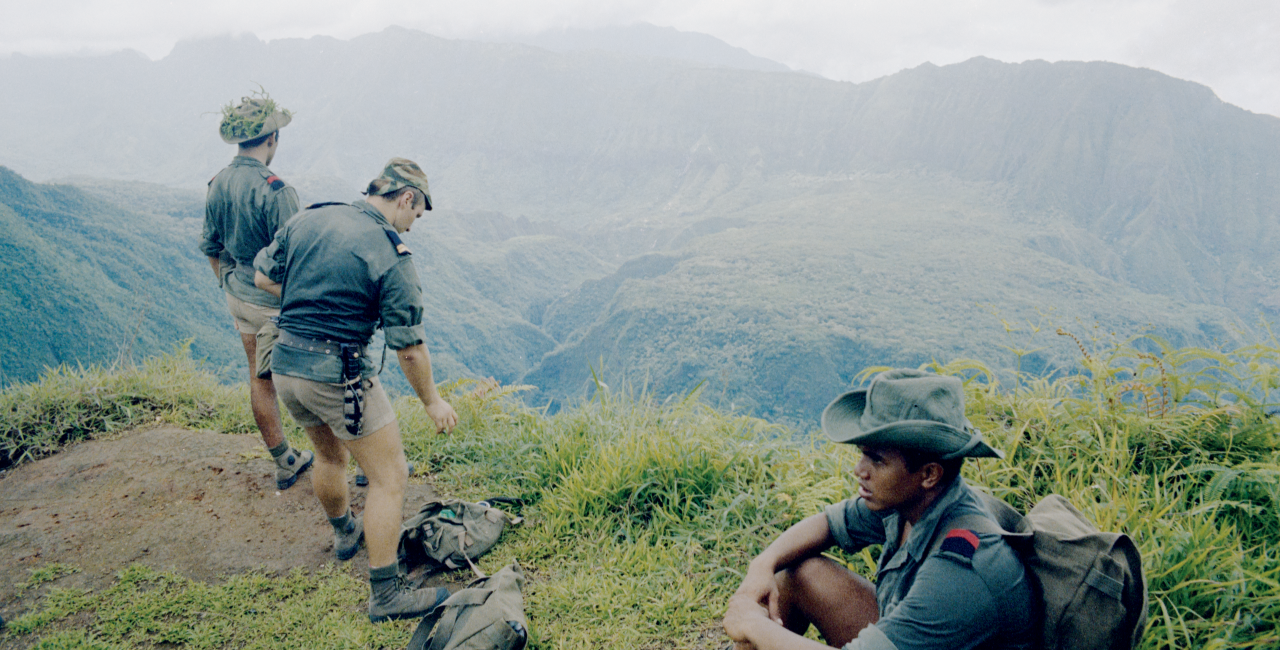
left=274, top=374, right=397, bottom=441
left=225, top=292, right=279, bottom=335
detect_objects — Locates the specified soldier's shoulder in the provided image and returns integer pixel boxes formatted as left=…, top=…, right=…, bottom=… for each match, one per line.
left=382, top=228, right=412, bottom=257
left=305, top=201, right=349, bottom=210
left=256, top=166, right=291, bottom=191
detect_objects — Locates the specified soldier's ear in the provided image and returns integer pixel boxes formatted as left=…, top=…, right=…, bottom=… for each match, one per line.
left=919, top=462, right=944, bottom=490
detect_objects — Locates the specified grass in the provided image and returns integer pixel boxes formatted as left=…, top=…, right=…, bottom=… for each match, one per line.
left=3, top=332, right=1280, bottom=649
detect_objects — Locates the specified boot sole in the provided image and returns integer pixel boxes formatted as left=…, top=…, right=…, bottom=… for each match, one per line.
left=276, top=453, right=315, bottom=490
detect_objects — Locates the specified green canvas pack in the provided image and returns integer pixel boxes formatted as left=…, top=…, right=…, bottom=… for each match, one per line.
left=399, top=499, right=522, bottom=574
left=933, top=492, right=1148, bottom=650
left=405, top=562, right=528, bottom=650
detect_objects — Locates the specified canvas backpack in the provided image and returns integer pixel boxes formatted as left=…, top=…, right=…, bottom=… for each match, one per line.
left=933, top=492, right=1148, bottom=650
left=405, top=562, right=528, bottom=650
left=399, top=498, right=522, bottom=574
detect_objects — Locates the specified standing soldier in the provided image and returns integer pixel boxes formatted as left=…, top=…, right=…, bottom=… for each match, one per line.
left=253, top=158, right=459, bottom=622
left=199, top=92, right=313, bottom=490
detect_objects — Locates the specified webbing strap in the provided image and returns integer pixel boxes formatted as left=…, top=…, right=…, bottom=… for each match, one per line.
left=425, top=589, right=493, bottom=650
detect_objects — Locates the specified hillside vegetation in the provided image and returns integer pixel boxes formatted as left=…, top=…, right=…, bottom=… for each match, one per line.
left=2, top=331, right=1278, bottom=649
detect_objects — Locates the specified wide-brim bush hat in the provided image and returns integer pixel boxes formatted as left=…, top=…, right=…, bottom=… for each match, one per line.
left=219, top=95, right=292, bottom=144
left=822, top=368, right=1002, bottom=459
left=366, top=157, right=433, bottom=210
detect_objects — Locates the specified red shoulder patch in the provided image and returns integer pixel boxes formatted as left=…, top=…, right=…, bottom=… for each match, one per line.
left=266, top=175, right=285, bottom=190
left=940, top=529, right=980, bottom=558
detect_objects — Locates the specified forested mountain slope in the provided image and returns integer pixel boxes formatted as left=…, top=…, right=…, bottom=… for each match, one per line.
left=2, top=28, right=1277, bottom=422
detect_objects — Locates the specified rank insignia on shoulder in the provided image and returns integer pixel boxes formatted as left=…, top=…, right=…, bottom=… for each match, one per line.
left=384, top=229, right=411, bottom=255
left=940, top=529, right=979, bottom=559
left=266, top=175, right=286, bottom=190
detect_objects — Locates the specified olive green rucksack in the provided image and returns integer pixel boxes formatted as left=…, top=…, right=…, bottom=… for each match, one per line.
left=399, top=499, right=522, bottom=574
left=405, top=562, right=528, bottom=650
left=934, top=493, right=1148, bottom=650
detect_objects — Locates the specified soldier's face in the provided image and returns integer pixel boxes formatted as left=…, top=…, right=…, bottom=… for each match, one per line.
left=854, top=445, right=929, bottom=513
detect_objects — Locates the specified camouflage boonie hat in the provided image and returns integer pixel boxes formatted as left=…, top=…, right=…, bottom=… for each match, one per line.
left=219, top=94, right=292, bottom=144
left=367, top=157, right=433, bottom=210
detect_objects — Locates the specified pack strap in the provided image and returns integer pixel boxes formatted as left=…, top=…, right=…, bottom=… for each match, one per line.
left=424, top=588, right=494, bottom=650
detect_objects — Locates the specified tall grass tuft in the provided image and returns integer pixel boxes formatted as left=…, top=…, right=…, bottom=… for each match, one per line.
left=0, top=343, right=256, bottom=470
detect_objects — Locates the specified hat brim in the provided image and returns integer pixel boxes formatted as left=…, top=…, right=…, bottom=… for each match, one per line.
left=821, top=389, right=1003, bottom=459
left=220, top=111, right=292, bottom=144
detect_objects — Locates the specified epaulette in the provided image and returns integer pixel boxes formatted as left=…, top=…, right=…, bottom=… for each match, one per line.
left=265, top=175, right=286, bottom=191
left=939, top=529, right=979, bottom=561
left=384, top=229, right=411, bottom=256
left=306, top=202, right=347, bottom=210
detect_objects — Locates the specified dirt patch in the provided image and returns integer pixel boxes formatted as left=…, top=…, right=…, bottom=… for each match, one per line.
left=0, top=426, right=443, bottom=627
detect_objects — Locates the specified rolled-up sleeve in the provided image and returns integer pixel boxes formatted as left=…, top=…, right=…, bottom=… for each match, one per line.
left=379, top=258, right=426, bottom=349
left=825, top=499, right=888, bottom=553
left=199, top=195, right=224, bottom=258
left=254, top=229, right=288, bottom=284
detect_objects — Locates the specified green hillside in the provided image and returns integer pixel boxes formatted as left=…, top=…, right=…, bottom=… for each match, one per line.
left=524, top=174, right=1249, bottom=424
left=0, top=168, right=610, bottom=390
left=0, top=168, right=239, bottom=383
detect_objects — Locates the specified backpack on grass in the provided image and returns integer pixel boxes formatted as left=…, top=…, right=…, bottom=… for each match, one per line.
left=405, top=562, right=528, bottom=650
left=399, top=498, right=522, bottom=574
left=934, top=493, right=1148, bottom=650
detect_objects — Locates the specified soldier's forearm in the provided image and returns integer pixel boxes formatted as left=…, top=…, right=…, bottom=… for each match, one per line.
left=396, top=344, right=443, bottom=405
left=750, top=513, right=834, bottom=575
left=207, top=256, right=221, bottom=279
left=254, top=271, right=282, bottom=298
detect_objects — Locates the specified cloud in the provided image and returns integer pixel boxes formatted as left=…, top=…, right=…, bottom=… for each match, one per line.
left=2, top=0, right=1276, bottom=116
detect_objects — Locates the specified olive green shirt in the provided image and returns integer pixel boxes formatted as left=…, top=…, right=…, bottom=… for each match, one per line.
left=824, top=477, right=1035, bottom=650
left=199, top=156, right=300, bottom=308
left=254, top=200, right=427, bottom=383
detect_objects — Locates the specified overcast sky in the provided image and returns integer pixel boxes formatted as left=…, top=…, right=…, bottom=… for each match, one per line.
left=3, top=0, right=1277, bottom=117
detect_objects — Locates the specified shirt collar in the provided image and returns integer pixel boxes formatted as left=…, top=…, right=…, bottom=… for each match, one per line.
left=899, top=475, right=970, bottom=561
left=231, top=155, right=266, bottom=169
left=352, top=200, right=392, bottom=228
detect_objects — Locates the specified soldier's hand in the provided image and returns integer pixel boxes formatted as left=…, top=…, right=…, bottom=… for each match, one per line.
left=424, top=399, right=457, bottom=434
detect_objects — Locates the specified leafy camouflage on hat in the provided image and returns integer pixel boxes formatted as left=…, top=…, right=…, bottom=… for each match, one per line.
left=219, top=90, right=292, bottom=144
left=367, top=158, right=433, bottom=210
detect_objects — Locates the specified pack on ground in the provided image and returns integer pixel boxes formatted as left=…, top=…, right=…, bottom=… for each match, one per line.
left=406, top=562, right=528, bottom=650
left=399, top=499, right=522, bottom=573
left=934, top=492, right=1148, bottom=650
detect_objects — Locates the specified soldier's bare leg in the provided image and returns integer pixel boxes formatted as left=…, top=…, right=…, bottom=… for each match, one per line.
left=240, top=332, right=285, bottom=449
left=774, top=556, right=879, bottom=647
left=302, top=423, right=351, bottom=518
left=343, top=420, right=410, bottom=568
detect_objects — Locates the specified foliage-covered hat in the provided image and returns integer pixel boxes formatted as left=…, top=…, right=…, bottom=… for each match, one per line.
left=219, top=91, right=292, bottom=144
left=822, top=368, right=1003, bottom=459
left=367, top=157, right=433, bottom=210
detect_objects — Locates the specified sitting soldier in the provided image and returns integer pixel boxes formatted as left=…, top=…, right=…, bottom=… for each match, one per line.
left=724, top=368, right=1035, bottom=650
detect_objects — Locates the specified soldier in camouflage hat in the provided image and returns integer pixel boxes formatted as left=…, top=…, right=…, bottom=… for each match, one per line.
left=253, top=157, right=457, bottom=623
left=199, top=90, right=313, bottom=490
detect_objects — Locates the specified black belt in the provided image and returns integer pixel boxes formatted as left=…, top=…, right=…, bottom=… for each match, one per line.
left=277, top=329, right=366, bottom=358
